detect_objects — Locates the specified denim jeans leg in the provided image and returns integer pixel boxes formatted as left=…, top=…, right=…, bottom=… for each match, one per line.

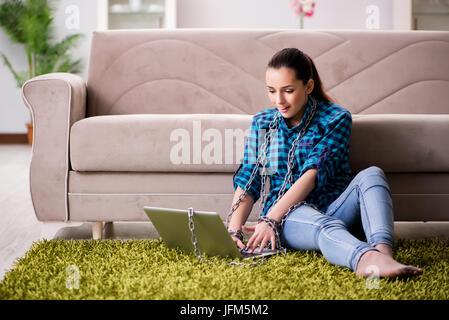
left=325, top=166, right=395, bottom=248
left=280, top=203, right=377, bottom=272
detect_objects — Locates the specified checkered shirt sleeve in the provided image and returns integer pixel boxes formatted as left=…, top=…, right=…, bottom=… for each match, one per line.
left=232, top=116, right=262, bottom=203
left=300, top=110, right=352, bottom=189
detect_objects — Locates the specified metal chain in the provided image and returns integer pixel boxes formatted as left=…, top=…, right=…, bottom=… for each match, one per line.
left=227, top=95, right=318, bottom=251
left=267, top=95, right=317, bottom=216
left=225, top=112, right=280, bottom=229
left=258, top=117, right=280, bottom=212
left=187, top=207, right=269, bottom=267
left=257, top=215, right=283, bottom=249
left=187, top=95, right=318, bottom=266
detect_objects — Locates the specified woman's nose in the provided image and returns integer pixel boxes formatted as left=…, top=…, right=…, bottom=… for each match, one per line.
left=276, top=93, right=285, bottom=104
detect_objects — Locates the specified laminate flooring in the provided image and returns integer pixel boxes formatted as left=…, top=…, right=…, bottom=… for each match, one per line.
left=1, top=144, right=448, bottom=281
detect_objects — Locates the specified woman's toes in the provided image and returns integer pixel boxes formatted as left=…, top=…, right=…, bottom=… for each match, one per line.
left=410, top=266, right=423, bottom=275
left=392, top=266, right=423, bottom=279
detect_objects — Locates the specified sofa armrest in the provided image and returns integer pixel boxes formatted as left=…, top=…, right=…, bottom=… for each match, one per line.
left=22, top=72, right=87, bottom=221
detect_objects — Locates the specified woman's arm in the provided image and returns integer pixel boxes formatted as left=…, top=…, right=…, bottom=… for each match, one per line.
left=227, top=186, right=256, bottom=249
left=229, top=114, right=261, bottom=243
left=267, top=168, right=318, bottom=222
left=228, top=186, right=255, bottom=231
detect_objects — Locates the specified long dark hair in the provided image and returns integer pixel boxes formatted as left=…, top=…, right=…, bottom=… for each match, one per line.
left=267, top=48, right=334, bottom=104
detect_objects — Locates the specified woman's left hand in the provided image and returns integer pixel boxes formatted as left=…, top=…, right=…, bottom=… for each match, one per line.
left=243, top=222, right=276, bottom=253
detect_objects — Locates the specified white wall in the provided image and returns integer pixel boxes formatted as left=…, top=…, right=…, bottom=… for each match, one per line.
left=0, top=28, right=30, bottom=133
left=177, top=0, right=400, bottom=29
left=0, top=0, right=412, bottom=134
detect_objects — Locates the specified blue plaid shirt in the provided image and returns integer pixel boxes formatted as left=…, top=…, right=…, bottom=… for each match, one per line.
left=233, top=97, right=353, bottom=216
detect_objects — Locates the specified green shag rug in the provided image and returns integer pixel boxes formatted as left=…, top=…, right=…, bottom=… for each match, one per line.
left=1, top=238, right=448, bottom=300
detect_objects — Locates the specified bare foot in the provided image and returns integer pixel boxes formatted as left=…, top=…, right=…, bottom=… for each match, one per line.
left=356, top=249, right=423, bottom=279
left=375, top=243, right=393, bottom=257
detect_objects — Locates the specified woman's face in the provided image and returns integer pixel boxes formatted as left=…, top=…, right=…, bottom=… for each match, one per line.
left=265, top=67, right=314, bottom=128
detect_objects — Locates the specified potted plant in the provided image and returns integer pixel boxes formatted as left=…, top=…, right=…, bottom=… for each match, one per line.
left=0, top=0, right=84, bottom=145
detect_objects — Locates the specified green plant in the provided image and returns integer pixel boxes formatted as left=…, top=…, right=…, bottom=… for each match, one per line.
left=0, top=0, right=84, bottom=89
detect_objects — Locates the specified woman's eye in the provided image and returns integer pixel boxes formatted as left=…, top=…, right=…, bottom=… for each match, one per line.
left=268, top=90, right=294, bottom=94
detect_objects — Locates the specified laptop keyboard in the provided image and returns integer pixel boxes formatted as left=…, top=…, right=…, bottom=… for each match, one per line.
left=239, top=247, right=283, bottom=259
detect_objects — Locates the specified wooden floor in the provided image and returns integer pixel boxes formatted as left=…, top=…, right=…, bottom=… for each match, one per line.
left=1, top=144, right=449, bottom=281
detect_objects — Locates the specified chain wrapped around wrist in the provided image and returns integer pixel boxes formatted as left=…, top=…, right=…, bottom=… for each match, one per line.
left=228, top=229, right=244, bottom=242
left=257, top=216, right=282, bottom=248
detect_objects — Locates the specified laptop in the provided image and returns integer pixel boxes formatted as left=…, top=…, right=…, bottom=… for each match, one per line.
left=143, top=206, right=282, bottom=259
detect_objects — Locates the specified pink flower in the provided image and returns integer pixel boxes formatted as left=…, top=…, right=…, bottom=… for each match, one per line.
left=289, top=0, right=300, bottom=17
left=289, top=0, right=315, bottom=18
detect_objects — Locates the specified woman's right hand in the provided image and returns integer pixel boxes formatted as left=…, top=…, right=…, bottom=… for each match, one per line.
left=231, top=235, right=246, bottom=249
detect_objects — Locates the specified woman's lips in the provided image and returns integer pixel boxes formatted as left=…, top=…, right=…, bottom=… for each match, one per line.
left=279, top=106, right=290, bottom=113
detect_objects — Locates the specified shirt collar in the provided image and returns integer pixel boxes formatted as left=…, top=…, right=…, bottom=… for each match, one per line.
left=277, top=96, right=314, bottom=132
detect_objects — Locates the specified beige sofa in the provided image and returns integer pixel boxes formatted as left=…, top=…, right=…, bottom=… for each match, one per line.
left=21, top=29, right=449, bottom=239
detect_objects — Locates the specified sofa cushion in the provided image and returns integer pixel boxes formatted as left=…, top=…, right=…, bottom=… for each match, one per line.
left=70, top=114, right=252, bottom=172
left=70, top=114, right=449, bottom=173
left=350, top=114, right=449, bottom=173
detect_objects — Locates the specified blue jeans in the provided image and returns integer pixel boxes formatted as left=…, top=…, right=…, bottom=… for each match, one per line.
left=279, top=166, right=395, bottom=273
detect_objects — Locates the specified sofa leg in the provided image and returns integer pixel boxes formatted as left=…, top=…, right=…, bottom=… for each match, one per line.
left=104, top=221, right=113, bottom=228
left=104, top=221, right=113, bottom=239
left=92, top=221, right=103, bottom=240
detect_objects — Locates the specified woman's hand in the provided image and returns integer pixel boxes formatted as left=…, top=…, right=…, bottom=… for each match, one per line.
left=231, top=235, right=246, bottom=249
left=243, top=222, right=276, bottom=253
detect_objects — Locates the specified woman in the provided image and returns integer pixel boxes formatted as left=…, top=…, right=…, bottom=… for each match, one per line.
left=228, top=48, right=423, bottom=279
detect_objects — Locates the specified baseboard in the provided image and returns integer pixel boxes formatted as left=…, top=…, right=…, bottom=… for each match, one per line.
left=0, top=134, right=28, bottom=144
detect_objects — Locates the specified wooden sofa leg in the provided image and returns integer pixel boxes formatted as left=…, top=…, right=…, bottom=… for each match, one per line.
left=92, top=221, right=103, bottom=240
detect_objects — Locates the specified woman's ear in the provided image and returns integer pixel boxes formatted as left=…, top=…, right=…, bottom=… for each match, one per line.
left=307, top=78, right=314, bottom=94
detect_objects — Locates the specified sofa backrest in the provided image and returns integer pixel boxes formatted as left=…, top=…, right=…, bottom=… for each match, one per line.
left=86, top=29, right=449, bottom=117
